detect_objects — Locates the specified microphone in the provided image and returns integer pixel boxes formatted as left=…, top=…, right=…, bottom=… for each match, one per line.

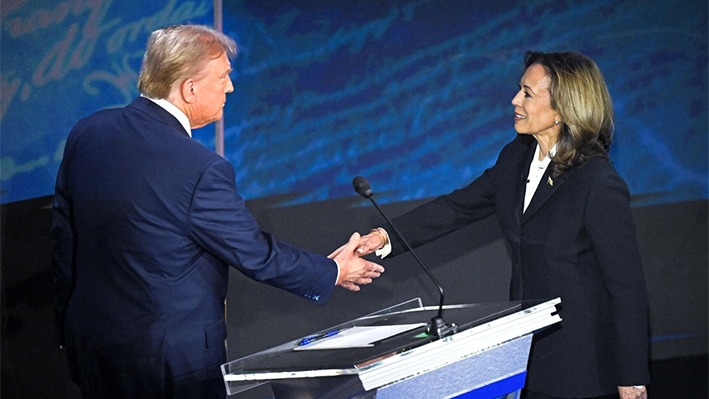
left=352, top=176, right=456, bottom=339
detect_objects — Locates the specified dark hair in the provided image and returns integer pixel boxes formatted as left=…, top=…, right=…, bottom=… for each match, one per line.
left=524, top=51, right=614, bottom=176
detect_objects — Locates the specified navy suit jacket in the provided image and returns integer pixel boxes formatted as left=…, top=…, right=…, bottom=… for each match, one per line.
left=386, top=134, right=650, bottom=397
left=52, top=97, right=338, bottom=398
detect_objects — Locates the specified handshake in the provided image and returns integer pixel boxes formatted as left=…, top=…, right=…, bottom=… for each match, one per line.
left=328, top=230, right=389, bottom=292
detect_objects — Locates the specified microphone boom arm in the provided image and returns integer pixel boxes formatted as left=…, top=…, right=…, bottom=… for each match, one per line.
left=366, top=196, right=445, bottom=315
left=353, top=176, right=456, bottom=339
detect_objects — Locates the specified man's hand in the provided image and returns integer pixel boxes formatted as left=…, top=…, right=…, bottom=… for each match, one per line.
left=618, top=386, right=647, bottom=399
left=329, top=233, right=384, bottom=291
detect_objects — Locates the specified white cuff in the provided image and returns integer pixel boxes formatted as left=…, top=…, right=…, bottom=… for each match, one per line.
left=333, top=259, right=341, bottom=285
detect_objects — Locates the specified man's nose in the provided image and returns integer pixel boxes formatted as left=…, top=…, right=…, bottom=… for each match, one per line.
left=226, top=76, right=234, bottom=93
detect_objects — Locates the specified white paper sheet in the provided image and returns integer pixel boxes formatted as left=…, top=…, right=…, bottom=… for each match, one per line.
left=293, top=323, right=426, bottom=351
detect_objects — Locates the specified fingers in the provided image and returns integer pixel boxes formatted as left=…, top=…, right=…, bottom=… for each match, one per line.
left=339, top=277, right=372, bottom=291
left=335, top=261, right=384, bottom=290
left=332, top=232, right=383, bottom=258
left=343, top=272, right=379, bottom=286
left=343, top=232, right=361, bottom=252
left=355, top=234, right=381, bottom=256
left=366, top=260, right=385, bottom=274
left=338, top=282, right=360, bottom=291
left=618, top=386, right=647, bottom=399
left=333, top=233, right=385, bottom=291
left=330, top=231, right=364, bottom=259
left=331, top=232, right=362, bottom=259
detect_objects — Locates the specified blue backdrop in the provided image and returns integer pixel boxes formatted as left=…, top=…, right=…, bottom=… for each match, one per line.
left=1, top=0, right=214, bottom=203
left=1, top=0, right=707, bottom=207
left=221, top=0, right=708, bottom=206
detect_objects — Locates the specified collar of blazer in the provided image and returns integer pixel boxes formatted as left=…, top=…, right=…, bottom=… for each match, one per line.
left=129, top=97, right=191, bottom=138
left=514, top=138, right=566, bottom=224
left=522, top=161, right=565, bottom=223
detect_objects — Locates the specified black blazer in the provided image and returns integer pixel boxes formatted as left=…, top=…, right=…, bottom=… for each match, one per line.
left=52, top=97, right=338, bottom=398
left=387, top=134, right=650, bottom=397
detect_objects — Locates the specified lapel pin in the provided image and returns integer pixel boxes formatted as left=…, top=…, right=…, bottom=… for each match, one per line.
left=547, top=176, right=554, bottom=186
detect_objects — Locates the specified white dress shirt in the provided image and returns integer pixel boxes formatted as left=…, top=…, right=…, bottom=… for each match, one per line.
left=523, top=142, right=557, bottom=213
left=141, top=95, right=192, bottom=137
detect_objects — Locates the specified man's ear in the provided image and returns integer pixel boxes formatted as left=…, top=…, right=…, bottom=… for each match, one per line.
left=180, top=79, right=196, bottom=103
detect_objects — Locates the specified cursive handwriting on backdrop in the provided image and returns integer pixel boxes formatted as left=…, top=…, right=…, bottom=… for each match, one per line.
left=1, top=0, right=211, bottom=121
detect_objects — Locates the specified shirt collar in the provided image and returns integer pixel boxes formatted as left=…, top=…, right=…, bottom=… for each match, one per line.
left=141, top=95, right=192, bottom=137
left=549, top=142, right=558, bottom=158
left=532, top=142, right=558, bottom=165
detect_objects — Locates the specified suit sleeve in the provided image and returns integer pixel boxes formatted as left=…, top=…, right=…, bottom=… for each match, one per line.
left=51, top=143, right=75, bottom=347
left=386, top=146, right=510, bottom=256
left=585, top=167, right=650, bottom=385
left=187, top=158, right=338, bottom=304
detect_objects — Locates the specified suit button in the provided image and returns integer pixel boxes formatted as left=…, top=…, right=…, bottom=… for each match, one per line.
left=511, top=235, right=519, bottom=243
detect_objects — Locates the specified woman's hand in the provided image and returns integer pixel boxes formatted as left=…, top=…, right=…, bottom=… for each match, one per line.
left=355, top=230, right=386, bottom=256
left=618, top=386, right=647, bottom=399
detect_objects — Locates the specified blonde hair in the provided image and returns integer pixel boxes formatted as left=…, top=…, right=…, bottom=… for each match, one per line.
left=137, top=24, right=237, bottom=99
left=524, top=51, right=614, bottom=176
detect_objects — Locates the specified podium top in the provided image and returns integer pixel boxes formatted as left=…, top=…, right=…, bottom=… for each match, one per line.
left=221, top=297, right=561, bottom=392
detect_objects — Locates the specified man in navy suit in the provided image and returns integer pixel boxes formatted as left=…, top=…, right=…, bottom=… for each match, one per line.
left=52, top=24, right=384, bottom=399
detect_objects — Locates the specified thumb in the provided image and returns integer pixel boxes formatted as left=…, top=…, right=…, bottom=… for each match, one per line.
left=327, top=242, right=347, bottom=259
left=342, top=232, right=361, bottom=254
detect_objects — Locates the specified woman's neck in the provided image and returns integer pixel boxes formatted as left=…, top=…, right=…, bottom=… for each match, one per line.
left=535, top=135, right=557, bottom=160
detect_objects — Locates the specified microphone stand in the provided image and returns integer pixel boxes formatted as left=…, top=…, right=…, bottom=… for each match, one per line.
left=353, top=177, right=457, bottom=339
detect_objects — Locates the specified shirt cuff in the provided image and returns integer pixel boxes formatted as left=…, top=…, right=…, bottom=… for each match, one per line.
left=333, top=259, right=341, bottom=286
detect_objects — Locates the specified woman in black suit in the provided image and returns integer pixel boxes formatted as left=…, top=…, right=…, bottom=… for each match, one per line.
left=355, top=51, right=650, bottom=399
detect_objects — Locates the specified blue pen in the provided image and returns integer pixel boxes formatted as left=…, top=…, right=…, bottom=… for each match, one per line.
left=297, top=329, right=340, bottom=346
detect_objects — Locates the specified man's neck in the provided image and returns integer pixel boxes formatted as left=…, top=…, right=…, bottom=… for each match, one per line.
left=141, top=95, right=192, bottom=137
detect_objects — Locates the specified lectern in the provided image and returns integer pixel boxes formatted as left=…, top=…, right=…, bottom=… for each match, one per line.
left=222, top=297, right=561, bottom=399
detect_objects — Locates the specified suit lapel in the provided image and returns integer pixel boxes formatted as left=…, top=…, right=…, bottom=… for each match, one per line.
left=522, top=161, right=565, bottom=223
left=514, top=140, right=537, bottom=227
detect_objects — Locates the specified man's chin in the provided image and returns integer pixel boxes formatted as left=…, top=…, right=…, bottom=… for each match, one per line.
left=210, top=111, right=224, bottom=124
left=192, top=115, right=223, bottom=130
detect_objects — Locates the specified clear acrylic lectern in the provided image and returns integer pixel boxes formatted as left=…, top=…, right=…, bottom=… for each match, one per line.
left=222, top=297, right=561, bottom=399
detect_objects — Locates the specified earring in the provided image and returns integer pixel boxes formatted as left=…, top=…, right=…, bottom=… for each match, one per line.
left=554, top=120, right=560, bottom=125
